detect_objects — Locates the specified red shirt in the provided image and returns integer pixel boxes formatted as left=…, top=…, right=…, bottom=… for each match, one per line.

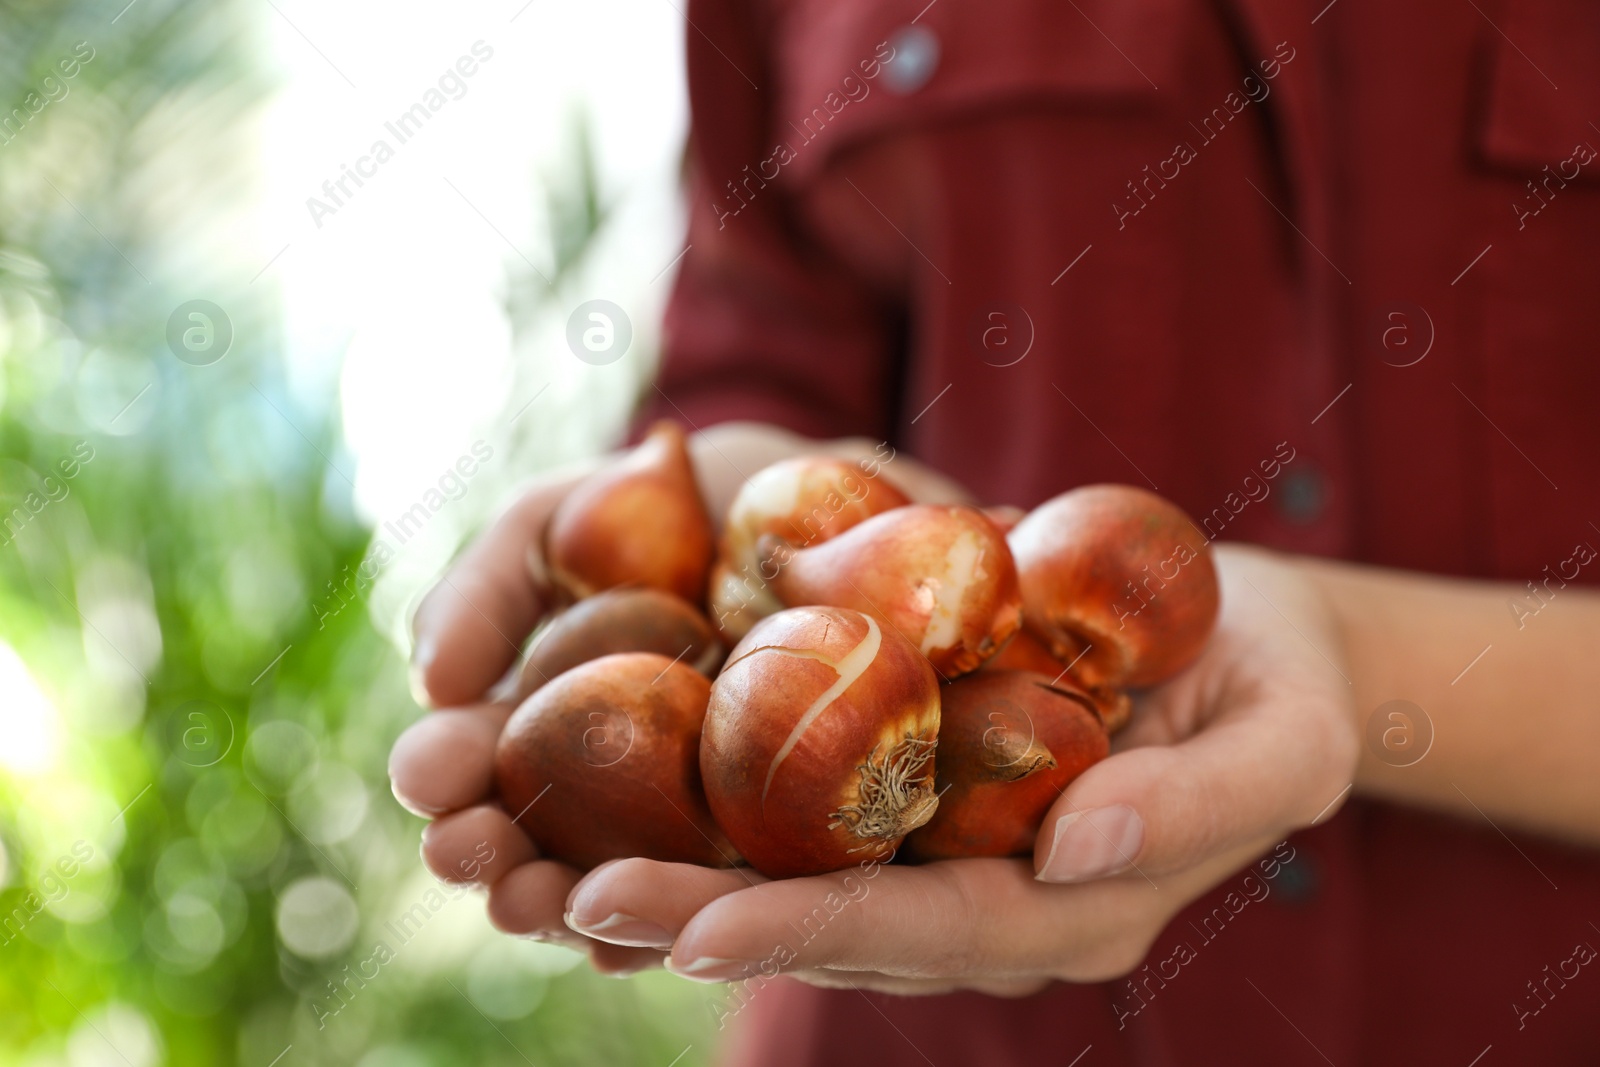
left=643, top=0, right=1600, bottom=1061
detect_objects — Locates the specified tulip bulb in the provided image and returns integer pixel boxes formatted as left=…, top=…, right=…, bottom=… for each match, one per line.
left=708, top=456, right=910, bottom=642
left=701, top=606, right=941, bottom=878
left=984, top=629, right=1134, bottom=733
left=543, top=422, right=714, bottom=604
left=516, top=587, right=722, bottom=701
left=761, top=504, right=1022, bottom=677
left=908, top=671, right=1109, bottom=859
left=1009, top=485, right=1219, bottom=689
left=495, top=652, right=736, bottom=870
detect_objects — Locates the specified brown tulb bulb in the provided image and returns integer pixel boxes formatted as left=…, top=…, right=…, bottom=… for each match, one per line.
left=701, top=606, right=940, bottom=878
left=762, top=504, right=1022, bottom=677
left=495, top=652, right=737, bottom=871
left=707, top=456, right=910, bottom=643
left=908, top=670, right=1109, bottom=860
left=1008, top=485, right=1220, bottom=689
left=984, top=629, right=1134, bottom=733
left=543, top=422, right=714, bottom=604
left=515, top=587, right=723, bottom=701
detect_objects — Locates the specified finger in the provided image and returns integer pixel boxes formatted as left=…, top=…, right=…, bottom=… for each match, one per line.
left=1108, top=688, right=1186, bottom=752
left=590, top=943, right=667, bottom=978
left=486, top=860, right=585, bottom=941
left=564, top=858, right=766, bottom=949
left=817, top=436, right=975, bottom=506
left=664, top=859, right=1151, bottom=984
left=486, top=860, right=665, bottom=974
left=410, top=478, right=579, bottom=707
left=389, top=704, right=512, bottom=816
left=420, top=805, right=535, bottom=886
left=1034, top=681, right=1353, bottom=884
left=783, top=969, right=1049, bottom=998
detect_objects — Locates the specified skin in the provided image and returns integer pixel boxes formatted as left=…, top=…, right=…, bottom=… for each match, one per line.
left=391, top=422, right=1600, bottom=989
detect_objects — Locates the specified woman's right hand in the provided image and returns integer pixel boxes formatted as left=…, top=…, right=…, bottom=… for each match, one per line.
left=387, top=458, right=666, bottom=972
left=387, top=421, right=969, bottom=974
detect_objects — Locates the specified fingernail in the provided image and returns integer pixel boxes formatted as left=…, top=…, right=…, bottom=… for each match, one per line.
left=664, top=956, right=756, bottom=983
left=409, top=635, right=437, bottom=706
left=390, top=776, right=445, bottom=818
left=1036, top=805, right=1144, bottom=884
left=565, top=911, right=674, bottom=949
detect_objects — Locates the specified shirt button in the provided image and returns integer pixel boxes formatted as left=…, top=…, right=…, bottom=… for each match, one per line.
left=884, top=25, right=940, bottom=94
left=1273, top=850, right=1320, bottom=905
left=1276, top=463, right=1326, bottom=524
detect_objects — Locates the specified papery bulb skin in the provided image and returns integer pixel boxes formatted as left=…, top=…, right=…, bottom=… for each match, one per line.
left=1008, top=485, right=1219, bottom=689
left=701, top=606, right=941, bottom=878
left=708, top=457, right=911, bottom=642
left=543, top=421, right=714, bottom=604
left=516, top=587, right=722, bottom=700
left=762, top=504, right=1022, bottom=677
left=908, top=671, right=1109, bottom=860
left=496, top=653, right=736, bottom=871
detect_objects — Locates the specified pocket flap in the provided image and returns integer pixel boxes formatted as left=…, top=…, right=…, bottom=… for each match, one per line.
left=769, top=0, right=1187, bottom=181
left=1477, top=0, right=1600, bottom=176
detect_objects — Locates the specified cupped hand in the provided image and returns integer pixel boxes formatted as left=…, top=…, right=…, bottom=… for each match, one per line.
left=390, top=463, right=668, bottom=974
left=557, top=544, right=1359, bottom=993
left=389, top=424, right=966, bottom=975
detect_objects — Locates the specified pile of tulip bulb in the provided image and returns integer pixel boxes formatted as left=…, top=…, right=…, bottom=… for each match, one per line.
left=494, top=423, right=1220, bottom=879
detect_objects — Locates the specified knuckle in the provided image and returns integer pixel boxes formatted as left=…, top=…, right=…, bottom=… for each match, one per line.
left=599, top=856, right=661, bottom=889
left=911, top=867, right=987, bottom=978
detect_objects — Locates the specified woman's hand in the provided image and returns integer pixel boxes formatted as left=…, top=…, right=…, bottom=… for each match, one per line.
left=558, top=544, right=1359, bottom=993
left=388, top=421, right=971, bottom=975
left=389, top=458, right=667, bottom=974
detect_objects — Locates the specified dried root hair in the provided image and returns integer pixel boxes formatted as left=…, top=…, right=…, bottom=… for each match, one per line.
left=830, top=733, right=939, bottom=850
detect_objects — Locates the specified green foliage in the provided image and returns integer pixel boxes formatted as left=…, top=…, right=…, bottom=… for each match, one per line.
left=0, top=2, right=721, bottom=1064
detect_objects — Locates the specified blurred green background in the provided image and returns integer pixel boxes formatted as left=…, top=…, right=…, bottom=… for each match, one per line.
left=0, top=0, right=719, bottom=1063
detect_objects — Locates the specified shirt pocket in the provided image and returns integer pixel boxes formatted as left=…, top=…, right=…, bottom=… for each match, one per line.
left=766, top=0, right=1187, bottom=184
left=1475, top=0, right=1600, bottom=177
left=1470, top=0, right=1600, bottom=579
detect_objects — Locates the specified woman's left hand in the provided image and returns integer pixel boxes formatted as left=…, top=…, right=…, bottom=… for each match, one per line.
left=555, top=545, right=1359, bottom=995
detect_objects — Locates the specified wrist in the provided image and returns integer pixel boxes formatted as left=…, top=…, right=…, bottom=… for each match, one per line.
left=1292, top=553, right=1388, bottom=799
left=1215, top=545, right=1365, bottom=814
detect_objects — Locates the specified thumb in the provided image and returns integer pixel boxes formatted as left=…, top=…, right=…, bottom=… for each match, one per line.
left=410, top=476, right=576, bottom=707
left=1032, top=690, right=1349, bottom=884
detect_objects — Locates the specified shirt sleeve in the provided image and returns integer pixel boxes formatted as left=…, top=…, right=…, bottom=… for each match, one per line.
left=635, top=0, right=898, bottom=443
